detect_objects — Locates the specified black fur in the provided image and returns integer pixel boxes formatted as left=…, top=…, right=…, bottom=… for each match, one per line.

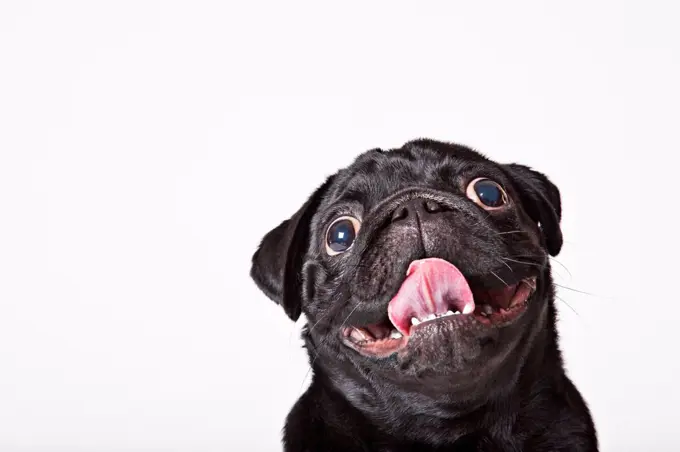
left=250, top=139, right=597, bottom=451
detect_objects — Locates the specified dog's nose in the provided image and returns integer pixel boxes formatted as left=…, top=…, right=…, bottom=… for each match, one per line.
left=391, top=198, right=444, bottom=223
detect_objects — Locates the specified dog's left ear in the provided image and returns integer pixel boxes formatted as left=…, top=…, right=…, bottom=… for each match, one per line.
left=250, top=176, right=335, bottom=321
left=504, top=164, right=563, bottom=256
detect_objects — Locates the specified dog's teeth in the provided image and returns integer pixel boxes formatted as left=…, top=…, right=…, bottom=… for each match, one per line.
left=390, top=330, right=403, bottom=339
left=425, top=313, right=436, bottom=321
left=453, top=311, right=460, bottom=315
left=445, top=310, right=454, bottom=316
left=481, top=304, right=494, bottom=315
left=462, top=303, right=475, bottom=315
left=349, top=327, right=369, bottom=342
left=411, top=317, right=421, bottom=326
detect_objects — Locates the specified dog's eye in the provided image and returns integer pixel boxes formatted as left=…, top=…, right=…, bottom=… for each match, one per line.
left=326, top=216, right=361, bottom=256
left=466, top=178, right=508, bottom=209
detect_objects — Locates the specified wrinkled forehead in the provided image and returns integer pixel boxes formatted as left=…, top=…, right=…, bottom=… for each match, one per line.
left=322, top=144, right=508, bottom=212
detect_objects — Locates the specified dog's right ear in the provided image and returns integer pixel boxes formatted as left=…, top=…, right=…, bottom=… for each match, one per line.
left=250, top=176, right=335, bottom=321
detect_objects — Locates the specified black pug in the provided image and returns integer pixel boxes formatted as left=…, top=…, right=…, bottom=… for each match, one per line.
left=250, top=139, right=597, bottom=451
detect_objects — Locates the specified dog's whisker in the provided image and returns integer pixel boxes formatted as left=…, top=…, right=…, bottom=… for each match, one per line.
left=304, top=298, right=363, bottom=386
left=306, top=306, right=335, bottom=336
left=548, top=257, right=573, bottom=280
left=497, top=258, right=514, bottom=273
left=469, top=211, right=494, bottom=231
left=489, top=270, right=509, bottom=287
left=508, top=253, right=547, bottom=258
left=500, top=257, right=543, bottom=268
left=554, top=283, right=605, bottom=299
left=299, top=332, right=331, bottom=394
left=555, top=295, right=581, bottom=317
left=338, top=302, right=363, bottom=331
left=495, top=230, right=526, bottom=236
left=297, top=290, right=358, bottom=395
left=298, top=362, right=314, bottom=395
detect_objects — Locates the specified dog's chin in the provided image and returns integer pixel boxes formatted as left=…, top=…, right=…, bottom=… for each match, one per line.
left=339, top=258, right=537, bottom=362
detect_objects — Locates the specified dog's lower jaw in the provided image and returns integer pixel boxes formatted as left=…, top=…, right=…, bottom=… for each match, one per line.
left=317, top=324, right=551, bottom=437
left=290, top=298, right=596, bottom=451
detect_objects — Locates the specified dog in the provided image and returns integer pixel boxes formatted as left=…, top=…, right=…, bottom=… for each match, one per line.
left=250, top=139, right=598, bottom=451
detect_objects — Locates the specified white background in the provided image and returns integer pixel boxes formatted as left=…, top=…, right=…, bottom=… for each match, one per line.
left=0, top=1, right=677, bottom=451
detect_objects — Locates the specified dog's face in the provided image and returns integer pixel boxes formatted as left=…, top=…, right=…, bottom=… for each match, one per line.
left=251, top=139, right=562, bottom=403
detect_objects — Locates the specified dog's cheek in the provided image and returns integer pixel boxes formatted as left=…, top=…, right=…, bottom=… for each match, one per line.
left=302, top=260, right=328, bottom=306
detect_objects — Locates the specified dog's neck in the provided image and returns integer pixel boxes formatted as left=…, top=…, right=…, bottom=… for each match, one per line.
left=305, top=300, right=563, bottom=444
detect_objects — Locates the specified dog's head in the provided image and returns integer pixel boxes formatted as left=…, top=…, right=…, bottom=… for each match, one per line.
left=251, top=139, right=562, bottom=402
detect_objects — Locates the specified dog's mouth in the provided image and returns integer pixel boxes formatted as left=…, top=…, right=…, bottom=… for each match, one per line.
left=341, top=258, right=537, bottom=358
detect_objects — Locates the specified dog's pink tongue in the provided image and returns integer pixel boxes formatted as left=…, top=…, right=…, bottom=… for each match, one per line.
left=387, top=258, right=475, bottom=336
